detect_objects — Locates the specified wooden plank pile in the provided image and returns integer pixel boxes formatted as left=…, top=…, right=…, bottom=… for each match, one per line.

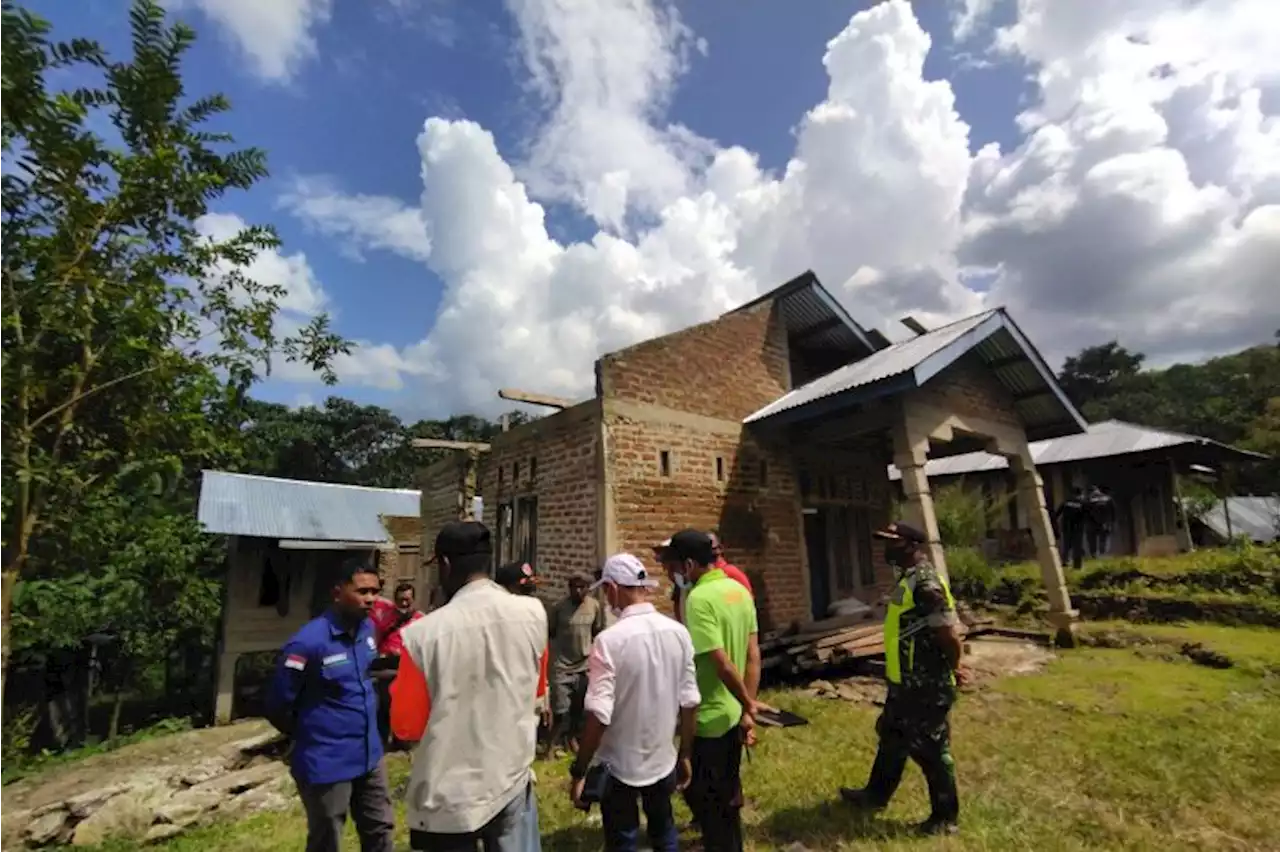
left=760, top=613, right=886, bottom=677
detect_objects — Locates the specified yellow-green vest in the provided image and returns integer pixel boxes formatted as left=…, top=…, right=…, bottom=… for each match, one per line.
left=884, top=566, right=956, bottom=686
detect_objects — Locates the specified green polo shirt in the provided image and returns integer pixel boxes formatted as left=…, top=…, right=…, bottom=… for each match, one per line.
left=685, top=568, right=758, bottom=738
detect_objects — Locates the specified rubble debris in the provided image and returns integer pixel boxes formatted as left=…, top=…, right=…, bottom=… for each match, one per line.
left=6, top=728, right=293, bottom=849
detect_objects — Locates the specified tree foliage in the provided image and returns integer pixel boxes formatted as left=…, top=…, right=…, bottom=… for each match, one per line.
left=1, top=0, right=347, bottom=699
left=1057, top=337, right=1280, bottom=495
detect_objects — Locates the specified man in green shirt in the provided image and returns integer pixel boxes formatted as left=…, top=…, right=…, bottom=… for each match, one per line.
left=665, top=529, right=761, bottom=852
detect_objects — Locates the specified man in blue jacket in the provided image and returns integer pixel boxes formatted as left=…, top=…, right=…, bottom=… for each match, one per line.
left=266, top=555, right=395, bottom=852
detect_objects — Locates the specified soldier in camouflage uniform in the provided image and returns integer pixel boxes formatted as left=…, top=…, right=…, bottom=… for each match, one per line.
left=839, top=521, right=967, bottom=836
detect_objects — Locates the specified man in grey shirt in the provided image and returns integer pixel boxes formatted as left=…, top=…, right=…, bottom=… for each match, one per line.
left=548, top=574, right=605, bottom=754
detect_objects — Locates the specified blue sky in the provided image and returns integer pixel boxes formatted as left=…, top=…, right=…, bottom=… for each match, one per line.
left=24, top=1, right=1277, bottom=419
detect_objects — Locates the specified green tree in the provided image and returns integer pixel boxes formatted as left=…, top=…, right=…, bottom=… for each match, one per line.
left=1, top=1, right=347, bottom=688
left=1058, top=341, right=1146, bottom=410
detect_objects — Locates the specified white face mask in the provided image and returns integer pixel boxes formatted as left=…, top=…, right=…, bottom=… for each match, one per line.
left=673, top=573, right=691, bottom=591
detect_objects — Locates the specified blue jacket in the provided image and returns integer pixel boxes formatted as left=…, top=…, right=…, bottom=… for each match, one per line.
left=266, top=609, right=383, bottom=785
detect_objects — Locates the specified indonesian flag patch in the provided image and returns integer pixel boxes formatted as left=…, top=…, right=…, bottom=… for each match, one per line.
left=284, top=654, right=307, bottom=671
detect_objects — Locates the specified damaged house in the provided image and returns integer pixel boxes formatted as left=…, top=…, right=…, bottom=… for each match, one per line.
left=417, top=271, right=1085, bottom=638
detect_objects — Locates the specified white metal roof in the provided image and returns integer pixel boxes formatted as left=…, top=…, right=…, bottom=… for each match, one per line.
left=1198, top=497, right=1280, bottom=543
left=198, top=470, right=419, bottom=542
left=746, top=308, right=1086, bottom=441
left=887, top=420, right=1269, bottom=480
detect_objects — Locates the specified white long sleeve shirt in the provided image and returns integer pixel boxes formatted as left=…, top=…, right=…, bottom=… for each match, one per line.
left=583, top=602, right=701, bottom=787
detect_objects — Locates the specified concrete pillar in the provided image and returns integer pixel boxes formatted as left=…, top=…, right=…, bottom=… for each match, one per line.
left=213, top=650, right=239, bottom=724
left=890, top=424, right=947, bottom=580
left=1009, top=451, right=1078, bottom=646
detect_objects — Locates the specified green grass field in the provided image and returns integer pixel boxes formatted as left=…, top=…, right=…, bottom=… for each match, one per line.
left=94, top=621, right=1280, bottom=852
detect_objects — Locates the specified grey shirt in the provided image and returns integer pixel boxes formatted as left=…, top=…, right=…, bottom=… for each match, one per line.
left=549, top=596, right=605, bottom=674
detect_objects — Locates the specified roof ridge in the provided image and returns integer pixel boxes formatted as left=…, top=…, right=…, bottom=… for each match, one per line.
left=202, top=469, right=420, bottom=496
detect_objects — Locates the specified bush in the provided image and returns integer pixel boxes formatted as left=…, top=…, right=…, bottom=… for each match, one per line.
left=946, top=547, right=997, bottom=599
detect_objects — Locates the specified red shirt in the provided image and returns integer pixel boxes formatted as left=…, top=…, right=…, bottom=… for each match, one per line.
left=717, top=559, right=754, bottom=596
left=370, top=598, right=425, bottom=657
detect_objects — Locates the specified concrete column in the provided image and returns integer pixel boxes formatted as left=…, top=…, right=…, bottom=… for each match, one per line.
left=1009, top=451, right=1078, bottom=646
left=213, top=650, right=239, bottom=724
left=890, top=423, right=947, bottom=579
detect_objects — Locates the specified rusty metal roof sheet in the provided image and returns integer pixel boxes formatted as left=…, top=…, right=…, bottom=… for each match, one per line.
left=886, top=420, right=1270, bottom=479
left=746, top=307, right=1086, bottom=441
left=198, top=470, right=419, bottom=542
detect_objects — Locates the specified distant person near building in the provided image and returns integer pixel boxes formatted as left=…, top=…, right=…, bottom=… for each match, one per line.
left=548, top=574, right=606, bottom=754
left=1086, top=485, right=1116, bottom=557
left=391, top=521, right=548, bottom=852
left=1055, top=486, right=1088, bottom=571
left=665, top=529, right=761, bottom=852
left=369, top=580, right=425, bottom=748
left=266, top=557, right=395, bottom=852
left=839, top=522, right=966, bottom=836
left=569, top=553, right=701, bottom=852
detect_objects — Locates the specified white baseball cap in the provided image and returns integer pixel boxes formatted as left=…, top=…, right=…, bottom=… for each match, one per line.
left=591, top=553, right=660, bottom=590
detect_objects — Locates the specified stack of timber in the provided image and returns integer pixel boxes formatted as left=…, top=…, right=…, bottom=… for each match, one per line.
left=760, top=614, right=886, bottom=677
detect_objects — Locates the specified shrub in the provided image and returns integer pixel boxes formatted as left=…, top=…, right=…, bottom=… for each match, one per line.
left=946, top=546, right=997, bottom=599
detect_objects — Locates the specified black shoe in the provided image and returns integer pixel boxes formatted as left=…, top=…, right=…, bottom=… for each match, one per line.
left=838, top=788, right=886, bottom=811
left=918, top=817, right=959, bottom=836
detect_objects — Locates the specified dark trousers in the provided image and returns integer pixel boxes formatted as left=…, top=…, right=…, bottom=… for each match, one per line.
left=601, top=769, right=679, bottom=852
left=297, top=761, right=395, bottom=852
left=864, top=692, right=959, bottom=823
left=1059, top=528, right=1085, bottom=571
left=684, top=727, right=744, bottom=852
left=1087, top=526, right=1111, bottom=558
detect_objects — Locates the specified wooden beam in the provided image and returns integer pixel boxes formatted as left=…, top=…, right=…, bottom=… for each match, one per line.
left=498, top=388, right=573, bottom=410
left=411, top=438, right=491, bottom=451
left=900, top=316, right=929, bottom=336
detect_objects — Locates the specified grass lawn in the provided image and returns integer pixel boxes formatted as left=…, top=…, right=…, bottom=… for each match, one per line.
left=93, top=622, right=1280, bottom=852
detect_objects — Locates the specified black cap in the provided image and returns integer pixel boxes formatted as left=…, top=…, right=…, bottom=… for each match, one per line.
left=433, top=520, right=493, bottom=561
left=495, top=561, right=539, bottom=594
left=666, top=529, right=715, bottom=566
left=872, top=521, right=927, bottom=545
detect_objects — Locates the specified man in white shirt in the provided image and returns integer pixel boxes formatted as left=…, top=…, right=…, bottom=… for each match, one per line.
left=568, top=553, right=701, bottom=852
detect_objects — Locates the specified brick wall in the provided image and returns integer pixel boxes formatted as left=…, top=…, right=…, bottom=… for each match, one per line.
left=415, top=453, right=474, bottom=595
left=479, top=400, right=602, bottom=598
left=597, top=302, right=792, bottom=422
left=913, top=352, right=1022, bottom=425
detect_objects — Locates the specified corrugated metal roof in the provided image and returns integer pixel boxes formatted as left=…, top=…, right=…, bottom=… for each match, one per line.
left=747, top=311, right=996, bottom=423
left=887, top=420, right=1269, bottom=479
left=1199, top=497, right=1280, bottom=543
left=198, top=470, right=419, bottom=542
left=728, top=270, right=877, bottom=358
left=745, top=307, right=1085, bottom=440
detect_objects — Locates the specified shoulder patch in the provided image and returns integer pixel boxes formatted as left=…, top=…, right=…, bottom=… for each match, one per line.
left=284, top=654, right=306, bottom=671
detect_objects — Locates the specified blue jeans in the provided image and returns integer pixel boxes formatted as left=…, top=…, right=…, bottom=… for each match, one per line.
left=409, top=782, right=540, bottom=852
left=601, top=769, right=679, bottom=852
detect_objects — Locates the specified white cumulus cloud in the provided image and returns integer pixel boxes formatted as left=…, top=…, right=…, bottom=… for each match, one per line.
left=282, top=0, right=1280, bottom=415
left=169, top=0, right=332, bottom=83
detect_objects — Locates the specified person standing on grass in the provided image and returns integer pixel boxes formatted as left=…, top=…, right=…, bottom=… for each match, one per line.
left=568, top=553, right=701, bottom=852
left=665, top=529, right=761, bottom=852
left=266, top=556, right=395, bottom=852
left=1055, top=486, right=1088, bottom=571
left=391, top=521, right=549, bottom=852
left=839, top=521, right=968, bottom=837
left=1086, top=485, right=1116, bottom=557
left=660, top=533, right=752, bottom=625
left=369, top=580, right=425, bottom=750
left=548, top=573, right=606, bottom=755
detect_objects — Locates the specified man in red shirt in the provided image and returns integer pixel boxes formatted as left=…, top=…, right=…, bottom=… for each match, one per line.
left=660, top=532, right=753, bottom=624
left=370, top=580, right=425, bottom=748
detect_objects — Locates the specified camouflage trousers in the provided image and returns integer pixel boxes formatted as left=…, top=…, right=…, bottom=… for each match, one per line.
left=864, top=689, right=959, bottom=822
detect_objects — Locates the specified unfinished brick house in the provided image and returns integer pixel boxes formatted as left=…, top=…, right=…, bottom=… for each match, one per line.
left=418, top=272, right=1085, bottom=635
